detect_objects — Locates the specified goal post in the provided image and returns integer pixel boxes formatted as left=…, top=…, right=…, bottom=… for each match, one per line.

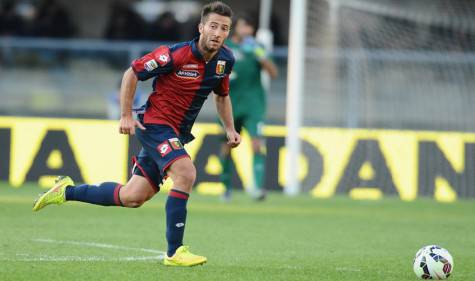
left=284, top=0, right=307, bottom=196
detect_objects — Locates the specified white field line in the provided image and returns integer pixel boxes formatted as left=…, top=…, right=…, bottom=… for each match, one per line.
left=5, top=253, right=162, bottom=262
left=1, top=238, right=165, bottom=262
left=335, top=267, right=362, bottom=272
left=33, top=238, right=164, bottom=254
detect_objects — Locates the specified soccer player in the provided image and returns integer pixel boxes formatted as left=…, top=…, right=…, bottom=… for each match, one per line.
left=32, top=1, right=239, bottom=267
left=220, top=14, right=278, bottom=201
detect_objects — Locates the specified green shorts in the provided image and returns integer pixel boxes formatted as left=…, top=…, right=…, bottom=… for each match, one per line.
left=235, top=114, right=263, bottom=137
left=219, top=111, right=264, bottom=138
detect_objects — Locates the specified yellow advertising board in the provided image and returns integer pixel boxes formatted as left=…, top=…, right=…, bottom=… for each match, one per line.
left=1, top=116, right=474, bottom=202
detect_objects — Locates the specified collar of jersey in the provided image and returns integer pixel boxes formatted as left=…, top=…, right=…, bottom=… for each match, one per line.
left=191, top=37, right=220, bottom=63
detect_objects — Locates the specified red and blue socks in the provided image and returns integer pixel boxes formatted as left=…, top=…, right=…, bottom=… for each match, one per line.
left=65, top=184, right=190, bottom=257
left=165, top=189, right=189, bottom=257
left=65, top=182, right=123, bottom=206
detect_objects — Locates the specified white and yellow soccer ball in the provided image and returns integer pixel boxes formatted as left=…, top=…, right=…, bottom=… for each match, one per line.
left=413, top=245, right=454, bottom=279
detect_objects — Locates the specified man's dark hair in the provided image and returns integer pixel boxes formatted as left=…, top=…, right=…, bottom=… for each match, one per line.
left=234, top=12, right=257, bottom=29
left=201, top=1, right=233, bottom=23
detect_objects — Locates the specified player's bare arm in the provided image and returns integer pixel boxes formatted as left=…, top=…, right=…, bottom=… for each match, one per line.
left=119, top=67, right=145, bottom=135
left=260, top=58, right=279, bottom=79
left=215, top=94, right=241, bottom=148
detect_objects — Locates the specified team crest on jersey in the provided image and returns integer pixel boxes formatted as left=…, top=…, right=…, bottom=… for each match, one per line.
left=168, top=138, right=184, bottom=150
left=145, top=59, right=158, bottom=72
left=176, top=69, right=200, bottom=79
left=216, top=60, right=226, bottom=75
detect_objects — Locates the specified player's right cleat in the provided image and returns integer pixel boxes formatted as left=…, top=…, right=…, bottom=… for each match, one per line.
left=163, top=246, right=207, bottom=267
left=32, top=176, right=74, bottom=212
left=221, top=188, right=232, bottom=202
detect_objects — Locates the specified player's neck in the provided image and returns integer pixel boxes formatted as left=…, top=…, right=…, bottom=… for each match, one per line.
left=197, top=38, right=218, bottom=62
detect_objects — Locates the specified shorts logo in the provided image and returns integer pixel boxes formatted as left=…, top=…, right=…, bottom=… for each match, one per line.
left=216, top=60, right=226, bottom=75
left=176, top=70, right=200, bottom=79
left=168, top=138, right=184, bottom=150
left=157, top=141, right=172, bottom=157
left=145, top=59, right=158, bottom=72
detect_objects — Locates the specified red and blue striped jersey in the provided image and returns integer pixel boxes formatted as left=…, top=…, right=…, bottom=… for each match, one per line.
left=131, top=38, right=235, bottom=142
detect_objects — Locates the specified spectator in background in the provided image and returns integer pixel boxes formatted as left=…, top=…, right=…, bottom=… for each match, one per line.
left=0, top=0, right=24, bottom=36
left=104, top=1, right=146, bottom=40
left=35, top=0, right=76, bottom=38
left=148, top=11, right=181, bottom=42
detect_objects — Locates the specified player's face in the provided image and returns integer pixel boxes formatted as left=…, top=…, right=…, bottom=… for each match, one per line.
left=199, top=13, right=232, bottom=52
left=234, top=19, right=254, bottom=39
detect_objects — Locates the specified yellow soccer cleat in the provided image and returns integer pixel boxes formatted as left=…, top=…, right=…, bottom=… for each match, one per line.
left=163, top=246, right=207, bottom=267
left=32, top=176, right=74, bottom=212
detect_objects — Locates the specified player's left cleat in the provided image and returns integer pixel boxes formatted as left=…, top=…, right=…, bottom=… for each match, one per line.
left=251, top=189, right=266, bottom=202
left=32, top=176, right=74, bottom=212
left=163, top=246, right=207, bottom=267
left=255, top=192, right=266, bottom=201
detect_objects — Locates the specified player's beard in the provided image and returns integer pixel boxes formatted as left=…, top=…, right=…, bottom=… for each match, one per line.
left=202, top=35, right=222, bottom=53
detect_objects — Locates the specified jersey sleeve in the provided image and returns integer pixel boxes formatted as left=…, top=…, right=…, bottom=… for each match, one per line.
left=131, top=46, right=173, bottom=81
left=213, top=58, right=235, bottom=96
left=213, top=74, right=230, bottom=96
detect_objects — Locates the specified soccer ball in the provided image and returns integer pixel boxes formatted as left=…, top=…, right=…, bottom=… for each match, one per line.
left=413, top=245, right=454, bottom=279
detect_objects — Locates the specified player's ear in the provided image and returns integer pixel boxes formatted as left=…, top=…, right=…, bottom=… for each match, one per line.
left=198, top=22, right=204, bottom=34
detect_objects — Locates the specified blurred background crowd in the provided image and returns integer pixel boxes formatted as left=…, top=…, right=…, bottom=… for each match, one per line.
left=1, top=0, right=475, bottom=132
left=2, top=0, right=474, bottom=51
left=0, top=0, right=75, bottom=38
left=0, top=0, right=285, bottom=44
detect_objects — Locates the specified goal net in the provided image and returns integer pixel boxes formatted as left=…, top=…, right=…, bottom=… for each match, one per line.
left=303, top=0, right=475, bottom=131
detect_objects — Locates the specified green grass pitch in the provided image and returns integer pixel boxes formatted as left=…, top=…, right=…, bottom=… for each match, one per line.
left=1, top=183, right=474, bottom=281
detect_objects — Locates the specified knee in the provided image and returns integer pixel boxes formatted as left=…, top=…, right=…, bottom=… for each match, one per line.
left=167, top=158, right=196, bottom=191
left=173, top=168, right=196, bottom=189
left=120, top=190, right=151, bottom=208
left=252, top=139, right=263, bottom=153
left=124, top=199, right=145, bottom=208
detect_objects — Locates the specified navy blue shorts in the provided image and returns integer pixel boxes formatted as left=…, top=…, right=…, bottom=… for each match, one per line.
left=132, top=124, right=190, bottom=192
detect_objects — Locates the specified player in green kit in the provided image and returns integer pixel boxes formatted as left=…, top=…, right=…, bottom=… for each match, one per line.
left=220, top=13, right=278, bottom=201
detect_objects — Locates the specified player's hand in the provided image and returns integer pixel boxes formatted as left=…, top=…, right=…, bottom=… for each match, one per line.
left=226, top=129, right=241, bottom=148
left=119, top=115, right=145, bottom=135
